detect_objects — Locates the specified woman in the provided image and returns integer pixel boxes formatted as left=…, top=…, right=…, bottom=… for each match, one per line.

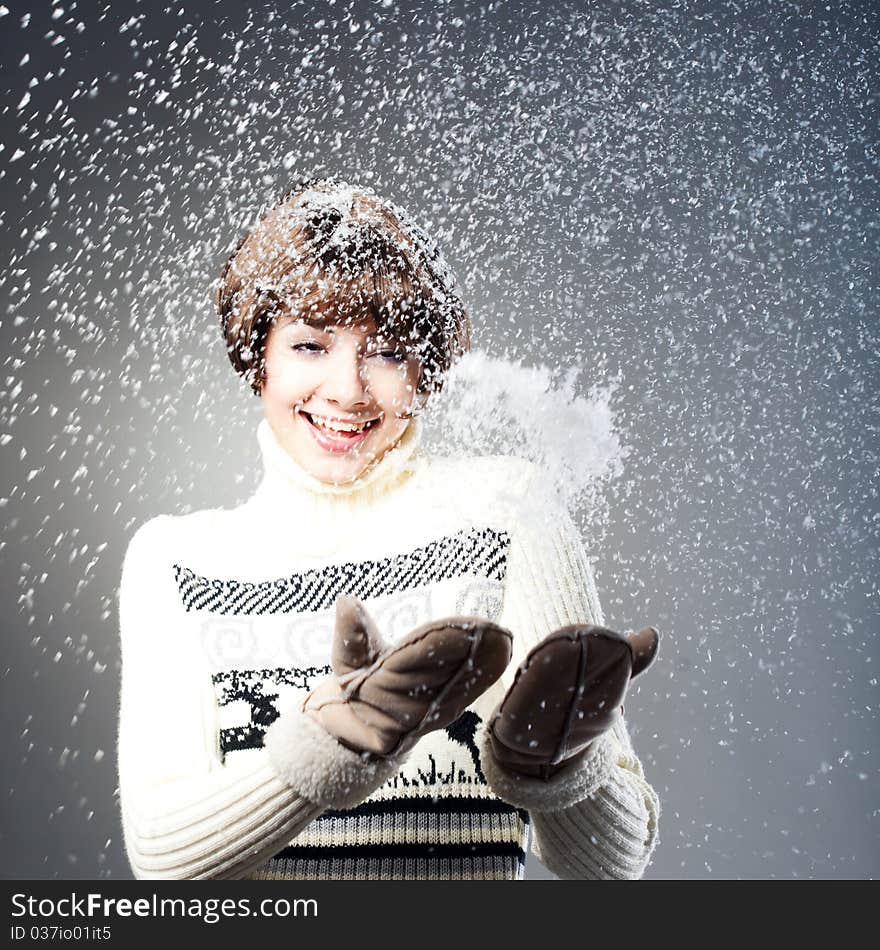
left=116, top=178, right=661, bottom=880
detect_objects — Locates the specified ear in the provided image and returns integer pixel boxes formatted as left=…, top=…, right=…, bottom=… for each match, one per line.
left=332, top=594, right=387, bottom=676
left=625, top=626, right=660, bottom=678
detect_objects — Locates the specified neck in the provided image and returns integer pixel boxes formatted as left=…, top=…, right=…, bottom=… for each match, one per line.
left=249, top=415, right=425, bottom=527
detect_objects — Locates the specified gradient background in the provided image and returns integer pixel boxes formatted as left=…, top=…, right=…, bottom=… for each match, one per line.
left=1, top=0, right=877, bottom=879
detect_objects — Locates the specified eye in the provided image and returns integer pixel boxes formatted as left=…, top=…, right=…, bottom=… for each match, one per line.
left=368, top=346, right=408, bottom=363
left=291, top=341, right=325, bottom=354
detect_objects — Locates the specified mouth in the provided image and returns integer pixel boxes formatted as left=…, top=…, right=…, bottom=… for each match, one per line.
left=298, top=410, right=381, bottom=453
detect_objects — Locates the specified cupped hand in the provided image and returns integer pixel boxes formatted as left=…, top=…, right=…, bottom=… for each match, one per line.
left=304, top=594, right=513, bottom=758
left=487, top=623, right=659, bottom=780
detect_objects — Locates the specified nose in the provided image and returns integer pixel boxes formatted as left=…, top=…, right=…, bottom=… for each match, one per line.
left=321, top=343, right=370, bottom=409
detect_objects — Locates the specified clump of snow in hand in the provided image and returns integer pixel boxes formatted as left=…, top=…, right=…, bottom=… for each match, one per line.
left=423, top=349, right=626, bottom=533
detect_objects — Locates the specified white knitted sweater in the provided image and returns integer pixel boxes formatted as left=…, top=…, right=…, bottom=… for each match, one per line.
left=116, top=415, right=660, bottom=880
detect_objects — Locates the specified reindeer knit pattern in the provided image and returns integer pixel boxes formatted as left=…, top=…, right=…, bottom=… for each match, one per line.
left=116, top=415, right=660, bottom=880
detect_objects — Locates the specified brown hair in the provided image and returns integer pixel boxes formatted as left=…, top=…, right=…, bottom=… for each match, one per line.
left=215, top=177, right=471, bottom=397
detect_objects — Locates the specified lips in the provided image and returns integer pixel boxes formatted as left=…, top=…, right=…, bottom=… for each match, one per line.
left=303, top=412, right=379, bottom=432
left=299, top=410, right=380, bottom=453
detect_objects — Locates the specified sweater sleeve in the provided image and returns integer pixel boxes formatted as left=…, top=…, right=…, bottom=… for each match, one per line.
left=116, top=516, right=407, bottom=880
left=477, top=469, right=661, bottom=880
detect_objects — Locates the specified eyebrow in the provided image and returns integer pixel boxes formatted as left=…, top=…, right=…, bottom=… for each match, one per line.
left=276, top=312, right=335, bottom=329
left=277, top=312, right=388, bottom=336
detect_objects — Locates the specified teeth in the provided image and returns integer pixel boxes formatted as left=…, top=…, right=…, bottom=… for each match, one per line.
left=308, top=414, right=372, bottom=433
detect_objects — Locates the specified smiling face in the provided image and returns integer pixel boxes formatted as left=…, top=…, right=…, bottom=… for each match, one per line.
left=260, top=310, right=423, bottom=485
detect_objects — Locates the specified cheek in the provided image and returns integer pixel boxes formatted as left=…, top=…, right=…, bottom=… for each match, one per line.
left=373, top=363, right=420, bottom=409
left=262, top=350, right=315, bottom=403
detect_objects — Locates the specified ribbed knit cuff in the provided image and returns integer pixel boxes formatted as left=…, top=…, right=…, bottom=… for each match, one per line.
left=477, top=725, right=617, bottom=812
left=262, top=706, right=407, bottom=810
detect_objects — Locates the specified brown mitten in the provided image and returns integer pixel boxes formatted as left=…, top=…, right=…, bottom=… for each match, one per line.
left=304, top=594, right=513, bottom=758
left=487, top=623, right=659, bottom=780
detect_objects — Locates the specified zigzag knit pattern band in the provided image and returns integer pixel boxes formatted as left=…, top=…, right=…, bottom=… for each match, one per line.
left=173, top=527, right=510, bottom=615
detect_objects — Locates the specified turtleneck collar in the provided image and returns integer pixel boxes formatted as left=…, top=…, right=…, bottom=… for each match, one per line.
left=251, top=414, right=425, bottom=509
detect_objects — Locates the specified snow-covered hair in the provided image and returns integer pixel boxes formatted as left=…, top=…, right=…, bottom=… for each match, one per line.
left=216, top=177, right=471, bottom=397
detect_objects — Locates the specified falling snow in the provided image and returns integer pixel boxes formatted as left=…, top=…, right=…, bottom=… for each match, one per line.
left=0, top=0, right=877, bottom=881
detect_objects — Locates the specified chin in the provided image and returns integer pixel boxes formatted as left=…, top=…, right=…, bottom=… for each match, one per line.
left=307, top=455, right=370, bottom=485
